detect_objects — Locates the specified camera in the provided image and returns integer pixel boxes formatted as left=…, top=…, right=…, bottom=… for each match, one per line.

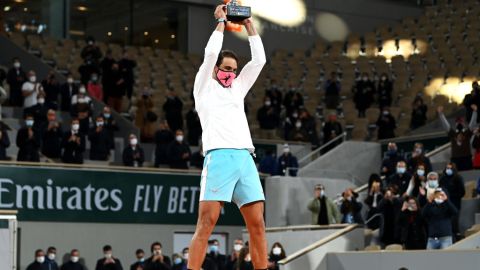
left=226, top=0, right=251, bottom=22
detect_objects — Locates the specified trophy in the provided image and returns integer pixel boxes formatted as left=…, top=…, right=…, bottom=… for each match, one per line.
left=225, top=0, right=251, bottom=22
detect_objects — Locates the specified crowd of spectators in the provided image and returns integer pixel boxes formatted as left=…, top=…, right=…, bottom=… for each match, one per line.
left=25, top=240, right=287, bottom=270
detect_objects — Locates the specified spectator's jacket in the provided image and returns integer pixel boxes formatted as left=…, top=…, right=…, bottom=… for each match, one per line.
left=87, top=82, right=103, bottom=101
left=95, top=258, right=123, bottom=270
left=256, top=105, right=279, bottom=130
left=122, top=146, right=145, bottom=167
left=397, top=210, right=426, bottom=249
left=276, top=154, right=298, bottom=176
left=0, top=125, right=11, bottom=160
left=340, top=198, right=364, bottom=224
left=422, top=200, right=458, bottom=238
left=381, top=152, right=405, bottom=178
left=440, top=173, right=465, bottom=210
left=144, top=256, right=171, bottom=270
left=439, top=110, right=477, bottom=158
left=16, top=127, right=40, bottom=162
left=166, top=141, right=191, bottom=169
left=259, top=155, right=277, bottom=175
left=154, top=130, right=174, bottom=166
left=60, top=261, right=85, bottom=270
left=386, top=172, right=412, bottom=195
left=89, top=127, right=111, bottom=160
left=307, top=196, right=341, bottom=225
left=206, top=252, right=226, bottom=270
left=61, top=131, right=85, bottom=164
left=130, top=261, right=145, bottom=270
left=44, top=257, right=59, bottom=270
left=60, top=83, right=78, bottom=112
left=42, top=124, right=63, bottom=159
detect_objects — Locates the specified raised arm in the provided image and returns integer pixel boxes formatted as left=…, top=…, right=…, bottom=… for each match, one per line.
left=437, top=106, right=451, bottom=131
left=469, top=105, right=478, bottom=130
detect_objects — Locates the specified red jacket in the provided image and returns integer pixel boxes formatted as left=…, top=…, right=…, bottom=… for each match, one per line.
left=87, top=82, right=103, bottom=101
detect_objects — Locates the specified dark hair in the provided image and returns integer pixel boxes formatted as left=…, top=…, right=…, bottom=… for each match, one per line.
left=216, top=50, right=239, bottom=67
left=182, top=247, right=189, bottom=254
left=136, top=249, right=144, bottom=255
left=71, top=249, right=79, bottom=254
left=150, top=242, right=162, bottom=252
left=35, top=249, right=43, bottom=256
left=269, top=242, right=287, bottom=259
left=103, top=245, right=112, bottom=252
left=47, top=247, right=56, bottom=252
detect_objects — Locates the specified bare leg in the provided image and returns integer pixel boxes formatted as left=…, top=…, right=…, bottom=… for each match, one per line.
left=240, top=201, right=268, bottom=269
left=187, top=201, right=223, bottom=270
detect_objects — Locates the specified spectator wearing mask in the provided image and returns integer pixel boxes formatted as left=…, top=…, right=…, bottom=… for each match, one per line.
left=123, top=134, right=145, bottom=167
left=108, top=62, right=126, bottom=112
left=26, top=249, right=46, bottom=270
left=89, top=116, right=111, bottom=161
left=0, top=122, right=11, bottom=160
left=353, top=73, right=375, bottom=117
left=418, top=172, right=441, bottom=207
left=206, top=239, right=226, bottom=270
left=237, top=247, right=253, bottom=270
left=265, top=81, right=282, bottom=111
left=135, top=87, right=156, bottom=142
left=376, top=107, right=396, bottom=140
left=422, top=188, right=458, bottom=249
left=16, top=115, right=40, bottom=162
left=258, top=150, right=277, bottom=175
left=60, top=73, right=78, bottom=112
left=324, top=72, right=341, bottom=110
left=166, top=130, right=191, bottom=169
left=22, top=70, right=43, bottom=109
left=81, top=37, right=102, bottom=66
left=101, top=50, right=116, bottom=104
left=276, top=144, right=298, bottom=176
left=257, top=96, right=279, bottom=139
left=378, top=188, right=402, bottom=246
left=386, top=161, right=411, bottom=195
left=61, top=249, right=85, bottom=270
left=283, top=88, right=304, bottom=116
left=226, top=239, right=243, bottom=270
left=289, top=119, right=309, bottom=143
left=154, top=121, right=175, bottom=167
left=439, top=162, right=465, bottom=239
left=381, top=142, right=405, bottom=178
left=71, top=85, right=93, bottom=116
left=41, top=71, right=60, bottom=106
left=45, top=246, right=59, bottom=270
left=283, top=110, right=299, bottom=140
left=130, top=249, right=146, bottom=270
left=405, top=164, right=427, bottom=197
left=171, top=253, right=186, bottom=270
left=61, top=119, right=85, bottom=164
left=407, top=142, right=432, bottom=173
left=377, top=73, right=393, bottom=109
left=398, top=196, right=426, bottom=250
left=118, top=51, right=137, bottom=100
left=438, top=105, right=477, bottom=171
left=87, top=73, right=103, bottom=101
left=103, top=106, right=118, bottom=150
left=181, top=248, right=189, bottom=270
left=267, top=243, right=286, bottom=270
left=462, top=81, right=480, bottom=122
left=41, top=110, right=62, bottom=159
left=299, top=109, right=320, bottom=148
left=307, top=184, right=341, bottom=225
left=26, top=93, right=54, bottom=133
left=95, top=245, right=123, bottom=270
left=410, top=96, right=428, bottom=129
left=144, top=242, right=171, bottom=270
left=364, top=180, right=383, bottom=230
left=7, top=57, right=27, bottom=106
left=340, top=188, right=363, bottom=224
left=163, top=89, right=184, bottom=132
left=322, top=112, right=343, bottom=147
left=186, top=105, right=202, bottom=146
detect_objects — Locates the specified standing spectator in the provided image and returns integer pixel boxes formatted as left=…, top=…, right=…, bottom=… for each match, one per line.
left=257, top=96, right=279, bottom=139
left=423, top=189, right=458, bottom=249
left=101, top=50, right=115, bottom=104
left=26, top=93, right=54, bottom=132
left=377, top=73, right=393, bottom=109
left=418, top=172, right=441, bottom=207
left=381, top=142, right=405, bottom=178
left=364, top=180, right=383, bottom=230
left=130, top=249, right=146, bottom=270
left=41, top=110, right=63, bottom=159
left=324, top=72, right=341, bottom=110
left=61, top=249, right=85, bottom=270
left=258, top=150, right=277, bottom=175
left=405, top=164, right=427, bottom=197
left=61, top=119, right=85, bottom=164
left=410, top=96, right=428, bottom=129
left=154, top=121, right=175, bottom=167
left=283, top=88, right=304, bottom=117
left=206, top=239, right=226, bottom=270
left=186, top=105, right=202, bottom=146
left=438, top=105, right=476, bottom=171
left=144, top=242, right=171, bottom=270
left=16, top=115, right=40, bottom=162
left=352, top=73, right=375, bottom=117
left=398, top=196, right=426, bottom=250
left=299, top=109, right=320, bottom=148
left=276, top=144, right=299, bottom=176
left=163, top=90, right=184, bottom=132
left=282, top=109, right=299, bottom=140
left=171, top=253, right=186, bottom=270
left=135, top=87, right=156, bottom=142
left=81, top=37, right=102, bottom=65
left=226, top=239, right=243, bottom=270
left=89, top=116, right=111, bottom=161
left=407, top=142, right=432, bottom=173
left=439, top=162, right=465, bottom=240
left=22, top=70, right=43, bottom=109
left=108, top=63, right=126, bottom=112
left=60, top=73, right=78, bottom=112
left=166, top=130, right=191, bottom=169
left=45, top=246, right=59, bottom=270
left=71, top=85, right=92, bottom=113
left=237, top=247, right=253, bottom=270
left=322, top=112, right=343, bottom=151
left=378, top=188, right=402, bottom=246
left=41, top=71, right=60, bottom=107
left=340, top=188, right=363, bottom=224
left=7, top=57, right=27, bottom=106
left=123, top=134, right=145, bottom=167
left=103, top=106, right=118, bottom=150
left=265, top=81, right=282, bottom=111
left=386, top=161, right=411, bottom=195
left=87, top=73, right=103, bottom=101
left=462, top=81, right=480, bottom=122
left=0, top=121, right=11, bottom=160
left=95, top=245, right=123, bottom=270
left=307, top=184, right=341, bottom=225
left=267, top=242, right=286, bottom=270
left=118, top=51, right=137, bottom=101
left=376, top=107, right=396, bottom=140
left=26, top=249, right=45, bottom=270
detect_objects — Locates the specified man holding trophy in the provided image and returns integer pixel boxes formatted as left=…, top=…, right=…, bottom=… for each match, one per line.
left=188, top=2, right=268, bottom=270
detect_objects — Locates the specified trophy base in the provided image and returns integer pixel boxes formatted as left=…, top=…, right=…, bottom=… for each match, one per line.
left=226, top=6, right=251, bottom=22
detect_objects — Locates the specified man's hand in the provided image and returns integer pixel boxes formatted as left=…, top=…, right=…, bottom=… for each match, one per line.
left=28, top=128, right=34, bottom=139
left=401, top=201, right=408, bottom=211
left=214, top=5, right=227, bottom=20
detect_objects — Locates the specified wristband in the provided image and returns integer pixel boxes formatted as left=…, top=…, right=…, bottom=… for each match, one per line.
left=217, top=18, right=227, bottom=24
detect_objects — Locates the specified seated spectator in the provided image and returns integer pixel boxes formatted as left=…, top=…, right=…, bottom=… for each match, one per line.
left=364, top=180, right=383, bottom=230
left=423, top=188, right=458, bottom=250
left=237, top=247, right=253, bottom=270
left=186, top=104, right=201, bottom=146
left=60, top=73, right=78, bottom=112
left=123, top=134, right=145, bottom=167
left=381, top=142, right=405, bottom=178
left=257, top=96, right=279, bottom=139
left=167, top=130, right=191, bottom=169
left=324, top=72, right=341, bottom=110
left=307, top=184, right=340, bottom=225
left=103, top=106, right=118, bottom=150
left=406, top=142, right=432, bottom=173
left=258, top=150, right=277, bottom=175
left=352, top=73, right=375, bottom=117
left=267, top=242, right=286, bottom=270
left=322, top=112, right=343, bottom=151
left=226, top=239, right=243, bottom=270
left=61, top=119, right=85, bottom=164
left=405, top=164, right=427, bottom=197
left=0, top=122, right=11, bottom=160
left=45, top=246, right=59, bottom=270
left=7, top=57, right=27, bottom=107
left=41, top=110, right=63, bottom=159
left=163, top=89, right=184, bottom=132
left=41, top=71, right=60, bottom=107
left=376, top=107, right=396, bottom=140
left=283, top=88, right=304, bottom=116
left=171, top=253, right=186, bottom=270
left=22, top=70, right=43, bottom=109
left=154, top=121, right=175, bottom=167
left=398, top=196, right=426, bottom=250
left=439, top=162, right=465, bottom=239
left=87, top=73, right=103, bottom=101
left=340, top=188, right=363, bottom=224
left=288, top=119, right=309, bottom=142
left=95, top=245, right=123, bottom=270
left=462, top=81, right=480, bottom=123
left=276, top=144, right=298, bottom=176
left=26, top=93, right=56, bottom=133
left=386, top=161, right=411, bottom=195
left=16, top=115, right=40, bottom=162
left=135, top=87, right=157, bottom=142
left=438, top=105, right=477, bottom=171
left=299, top=109, right=320, bottom=148
left=472, top=128, right=480, bottom=169
left=378, top=188, right=402, bottom=246
left=377, top=73, right=393, bottom=109
left=26, top=249, right=45, bottom=270
left=71, top=85, right=92, bottom=109
left=265, top=80, right=282, bottom=111
left=108, top=62, right=126, bottom=112
left=206, top=239, right=226, bottom=270
left=145, top=242, right=171, bottom=270
left=282, top=109, right=299, bottom=140
left=61, top=249, right=85, bottom=270
left=119, top=51, right=137, bottom=101
left=89, top=116, right=111, bottom=161
left=410, top=96, right=427, bottom=129
left=130, top=249, right=146, bottom=270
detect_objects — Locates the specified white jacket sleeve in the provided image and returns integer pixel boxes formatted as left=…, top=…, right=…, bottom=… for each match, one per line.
left=236, top=35, right=267, bottom=98
left=193, top=31, right=224, bottom=99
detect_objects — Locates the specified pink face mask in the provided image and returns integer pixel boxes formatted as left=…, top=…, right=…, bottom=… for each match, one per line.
left=216, top=69, right=236, bottom=88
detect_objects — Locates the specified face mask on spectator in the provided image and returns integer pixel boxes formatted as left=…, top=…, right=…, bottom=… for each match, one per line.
left=265, top=100, right=271, bottom=106
left=382, top=111, right=389, bottom=116
left=272, top=247, right=282, bottom=256
left=234, top=244, right=243, bottom=252
left=104, top=253, right=112, bottom=259
left=153, top=250, right=162, bottom=256
left=96, top=121, right=104, bottom=127
left=283, top=147, right=290, bottom=154
left=362, top=76, right=368, bottom=81
left=91, top=76, right=98, bottom=82
left=415, top=148, right=422, bottom=154
left=209, top=245, right=219, bottom=253
left=387, top=149, right=397, bottom=156
left=78, top=98, right=86, bottom=104
left=445, top=168, right=453, bottom=176
left=139, top=257, right=145, bottom=262
left=183, top=253, right=189, bottom=260
left=176, top=135, right=184, bottom=143
left=71, top=256, right=79, bottom=263
left=292, top=113, right=298, bottom=118
left=295, top=121, right=302, bottom=128
left=29, top=76, right=36, bottom=83
left=88, top=40, right=94, bottom=45
left=72, top=124, right=80, bottom=132
left=396, top=167, right=406, bottom=174
left=14, top=62, right=21, bottom=68
left=407, top=203, right=417, bottom=211
left=130, top=138, right=138, bottom=146
left=37, top=98, right=45, bottom=105
left=36, top=256, right=45, bottom=264
left=26, top=120, right=34, bottom=127
left=174, top=258, right=182, bottom=265
left=320, top=190, right=325, bottom=197
left=67, top=78, right=74, bottom=84
left=428, top=180, right=439, bottom=189
left=79, top=87, right=86, bottom=94
left=103, top=113, right=111, bottom=118
left=381, top=76, right=386, bottom=81
left=47, top=253, right=55, bottom=260
left=417, top=169, right=425, bottom=177
left=434, top=198, right=444, bottom=204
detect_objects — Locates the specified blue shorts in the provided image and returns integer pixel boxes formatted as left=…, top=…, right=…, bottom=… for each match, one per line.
left=199, top=149, right=265, bottom=207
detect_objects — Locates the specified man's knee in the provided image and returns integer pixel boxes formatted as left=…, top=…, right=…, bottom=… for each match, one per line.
left=197, top=212, right=218, bottom=232
left=247, top=216, right=265, bottom=234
